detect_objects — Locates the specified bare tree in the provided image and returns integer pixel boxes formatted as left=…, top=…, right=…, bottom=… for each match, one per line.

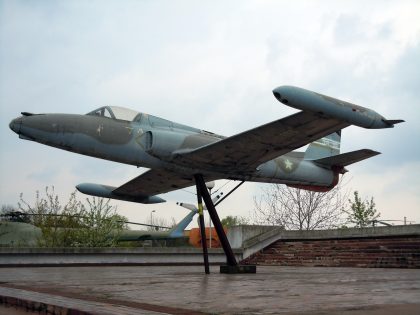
left=145, top=215, right=176, bottom=231
left=253, top=179, right=348, bottom=230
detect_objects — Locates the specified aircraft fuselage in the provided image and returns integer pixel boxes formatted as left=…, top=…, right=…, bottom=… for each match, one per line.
left=9, top=112, right=336, bottom=190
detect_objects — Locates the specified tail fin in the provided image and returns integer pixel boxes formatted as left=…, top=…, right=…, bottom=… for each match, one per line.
left=168, top=209, right=198, bottom=238
left=171, top=193, right=221, bottom=238
left=305, top=130, right=341, bottom=160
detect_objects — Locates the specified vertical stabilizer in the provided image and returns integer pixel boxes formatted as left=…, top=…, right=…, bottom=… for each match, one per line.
left=168, top=209, right=198, bottom=238
left=305, top=130, right=341, bottom=160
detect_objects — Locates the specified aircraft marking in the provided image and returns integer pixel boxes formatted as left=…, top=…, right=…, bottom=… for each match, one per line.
left=125, top=127, right=133, bottom=135
left=284, top=159, right=293, bottom=170
left=312, top=138, right=340, bottom=150
left=96, top=125, right=103, bottom=136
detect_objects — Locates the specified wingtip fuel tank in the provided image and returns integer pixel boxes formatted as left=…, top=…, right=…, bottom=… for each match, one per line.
left=272, top=86, right=404, bottom=129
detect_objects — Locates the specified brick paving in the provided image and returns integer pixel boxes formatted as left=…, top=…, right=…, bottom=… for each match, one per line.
left=0, top=265, right=420, bottom=314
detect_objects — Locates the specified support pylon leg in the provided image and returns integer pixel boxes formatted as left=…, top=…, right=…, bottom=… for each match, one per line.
left=195, top=174, right=238, bottom=266
left=195, top=176, right=210, bottom=274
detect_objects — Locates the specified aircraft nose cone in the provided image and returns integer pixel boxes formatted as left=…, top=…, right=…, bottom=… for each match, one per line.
left=9, top=117, right=22, bottom=134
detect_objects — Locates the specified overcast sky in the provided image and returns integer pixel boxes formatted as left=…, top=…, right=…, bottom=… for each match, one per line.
left=1, top=0, right=419, bottom=227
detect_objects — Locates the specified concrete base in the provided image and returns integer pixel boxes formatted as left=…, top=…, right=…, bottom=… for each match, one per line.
left=0, top=247, right=244, bottom=267
left=220, top=264, right=256, bottom=274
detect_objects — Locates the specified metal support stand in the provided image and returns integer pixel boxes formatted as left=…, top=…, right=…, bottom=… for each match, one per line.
left=214, top=181, right=244, bottom=207
left=195, top=177, right=210, bottom=274
left=194, top=174, right=256, bottom=274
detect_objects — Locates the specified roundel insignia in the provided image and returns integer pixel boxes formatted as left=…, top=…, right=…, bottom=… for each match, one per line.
left=275, top=157, right=299, bottom=173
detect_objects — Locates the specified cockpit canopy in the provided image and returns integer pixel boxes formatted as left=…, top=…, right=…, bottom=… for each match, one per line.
left=86, top=106, right=204, bottom=134
left=87, top=106, right=141, bottom=122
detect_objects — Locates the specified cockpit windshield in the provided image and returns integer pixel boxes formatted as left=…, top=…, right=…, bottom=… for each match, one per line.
left=86, top=106, right=207, bottom=134
left=86, top=106, right=141, bottom=122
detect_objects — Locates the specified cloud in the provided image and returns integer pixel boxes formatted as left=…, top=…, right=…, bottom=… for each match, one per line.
left=1, top=0, right=419, bottom=225
left=349, top=161, right=420, bottom=223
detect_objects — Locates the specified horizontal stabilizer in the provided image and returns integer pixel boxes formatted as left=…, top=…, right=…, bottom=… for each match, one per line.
left=313, top=149, right=380, bottom=168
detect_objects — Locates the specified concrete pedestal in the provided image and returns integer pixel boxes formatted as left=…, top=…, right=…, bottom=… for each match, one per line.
left=220, top=265, right=257, bottom=274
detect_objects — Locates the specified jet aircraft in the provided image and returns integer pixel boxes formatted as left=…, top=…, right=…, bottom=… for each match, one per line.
left=118, top=192, right=222, bottom=241
left=115, top=208, right=198, bottom=241
left=0, top=207, right=197, bottom=245
left=9, top=85, right=403, bottom=272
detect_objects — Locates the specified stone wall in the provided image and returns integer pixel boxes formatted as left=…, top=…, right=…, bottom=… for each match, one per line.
left=243, top=235, right=420, bottom=268
left=227, top=225, right=278, bottom=249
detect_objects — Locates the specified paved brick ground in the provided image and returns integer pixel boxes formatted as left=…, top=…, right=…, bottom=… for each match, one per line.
left=0, top=265, right=419, bottom=314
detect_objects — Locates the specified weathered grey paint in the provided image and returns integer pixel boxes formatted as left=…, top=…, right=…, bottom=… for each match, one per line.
left=9, top=86, right=402, bottom=203
left=273, top=86, right=404, bottom=129
left=10, top=111, right=335, bottom=188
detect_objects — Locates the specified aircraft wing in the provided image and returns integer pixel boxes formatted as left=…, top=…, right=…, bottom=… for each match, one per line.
left=114, top=169, right=197, bottom=196
left=113, top=169, right=220, bottom=197
left=172, top=111, right=349, bottom=174
left=77, top=169, right=221, bottom=203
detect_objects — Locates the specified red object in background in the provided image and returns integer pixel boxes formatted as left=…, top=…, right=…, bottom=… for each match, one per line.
left=189, top=227, right=226, bottom=248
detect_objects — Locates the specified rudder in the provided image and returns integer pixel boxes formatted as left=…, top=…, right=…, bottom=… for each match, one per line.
left=304, top=130, right=341, bottom=160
